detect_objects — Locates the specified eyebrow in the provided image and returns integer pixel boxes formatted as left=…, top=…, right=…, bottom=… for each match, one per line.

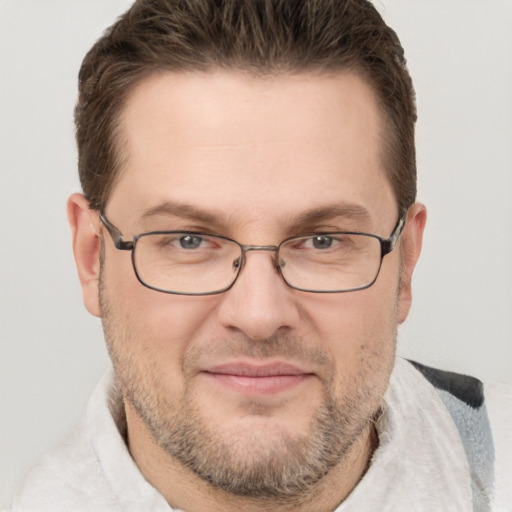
left=290, top=204, right=371, bottom=230
left=140, top=201, right=217, bottom=224
left=139, top=200, right=371, bottom=231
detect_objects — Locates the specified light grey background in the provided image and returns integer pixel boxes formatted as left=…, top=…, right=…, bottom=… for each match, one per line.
left=1, top=0, right=511, bottom=509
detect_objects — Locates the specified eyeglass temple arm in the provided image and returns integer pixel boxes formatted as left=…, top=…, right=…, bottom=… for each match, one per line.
left=99, top=212, right=134, bottom=251
left=380, top=215, right=406, bottom=257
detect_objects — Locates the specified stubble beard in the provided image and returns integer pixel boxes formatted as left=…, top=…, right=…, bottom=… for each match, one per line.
left=99, top=273, right=395, bottom=504
left=145, top=370, right=377, bottom=502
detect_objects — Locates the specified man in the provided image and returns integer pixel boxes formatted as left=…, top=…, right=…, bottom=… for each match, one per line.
left=12, top=0, right=510, bottom=510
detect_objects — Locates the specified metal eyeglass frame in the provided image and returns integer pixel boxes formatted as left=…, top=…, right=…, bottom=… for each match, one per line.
left=99, top=211, right=406, bottom=295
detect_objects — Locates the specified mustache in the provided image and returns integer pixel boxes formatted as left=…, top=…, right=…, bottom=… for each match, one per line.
left=183, top=332, right=332, bottom=369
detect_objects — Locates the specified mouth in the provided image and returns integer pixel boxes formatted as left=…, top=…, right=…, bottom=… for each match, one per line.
left=202, top=362, right=315, bottom=395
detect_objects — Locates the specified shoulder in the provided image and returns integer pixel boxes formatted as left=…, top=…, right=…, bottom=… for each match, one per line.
left=11, top=371, right=124, bottom=511
left=405, top=359, right=512, bottom=511
left=12, top=419, right=121, bottom=511
left=11, top=371, right=169, bottom=512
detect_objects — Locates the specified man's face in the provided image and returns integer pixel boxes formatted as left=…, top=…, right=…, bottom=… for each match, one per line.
left=73, top=70, right=424, bottom=500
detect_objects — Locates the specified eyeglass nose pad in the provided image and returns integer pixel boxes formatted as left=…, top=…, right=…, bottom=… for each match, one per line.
left=232, top=252, right=283, bottom=274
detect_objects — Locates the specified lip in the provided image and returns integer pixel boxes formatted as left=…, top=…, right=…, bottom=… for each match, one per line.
left=201, top=362, right=314, bottom=395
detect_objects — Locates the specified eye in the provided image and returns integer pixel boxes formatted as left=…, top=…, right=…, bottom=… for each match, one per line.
left=152, top=233, right=221, bottom=253
left=178, top=234, right=204, bottom=249
left=310, top=235, right=333, bottom=250
left=296, top=234, right=352, bottom=252
left=299, top=235, right=336, bottom=250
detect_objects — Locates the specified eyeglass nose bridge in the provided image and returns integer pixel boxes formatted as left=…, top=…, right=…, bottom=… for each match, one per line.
left=234, top=244, right=284, bottom=273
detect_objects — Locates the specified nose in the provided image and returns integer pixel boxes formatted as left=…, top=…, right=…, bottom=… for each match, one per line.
left=217, top=250, right=301, bottom=340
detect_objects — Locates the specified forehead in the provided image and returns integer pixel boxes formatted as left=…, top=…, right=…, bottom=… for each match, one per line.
left=110, top=70, right=396, bottom=233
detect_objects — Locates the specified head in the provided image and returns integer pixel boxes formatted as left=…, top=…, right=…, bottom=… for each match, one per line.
left=69, top=0, right=426, bottom=508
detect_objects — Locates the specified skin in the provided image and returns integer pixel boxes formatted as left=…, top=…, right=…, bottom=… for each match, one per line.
left=68, top=70, right=426, bottom=511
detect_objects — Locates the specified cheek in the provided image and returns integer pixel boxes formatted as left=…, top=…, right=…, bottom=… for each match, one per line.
left=305, top=285, right=398, bottom=352
left=126, top=296, right=220, bottom=359
left=301, top=274, right=399, bottom=396
left=103, top=255, right=221, bottom=370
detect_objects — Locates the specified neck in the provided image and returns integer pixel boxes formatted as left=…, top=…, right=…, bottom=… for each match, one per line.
left=125, top=401, right=378, bottom=512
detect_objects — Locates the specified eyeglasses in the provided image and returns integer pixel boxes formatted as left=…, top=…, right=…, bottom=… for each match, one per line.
left=99, top=212, right=406, bottom=296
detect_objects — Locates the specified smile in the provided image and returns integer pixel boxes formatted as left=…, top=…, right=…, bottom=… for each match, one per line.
left=202, top=362, right=315, bottom=395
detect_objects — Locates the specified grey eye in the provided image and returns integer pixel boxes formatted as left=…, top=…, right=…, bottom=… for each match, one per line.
left=180, top=235, right=203, bottom=249
left=311, top=235, right=333, bottom=249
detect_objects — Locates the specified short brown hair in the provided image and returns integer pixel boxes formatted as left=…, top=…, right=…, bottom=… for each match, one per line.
left=75, top=0, right=417, bottom=214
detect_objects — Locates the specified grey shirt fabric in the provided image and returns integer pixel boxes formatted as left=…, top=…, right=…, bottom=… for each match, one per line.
left=12, top=358, right=512, bottom=511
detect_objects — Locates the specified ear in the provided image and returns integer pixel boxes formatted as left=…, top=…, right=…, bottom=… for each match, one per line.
left=397, top=203, right=427, bottom=324
left=67, top=193, right=101, bottom=317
